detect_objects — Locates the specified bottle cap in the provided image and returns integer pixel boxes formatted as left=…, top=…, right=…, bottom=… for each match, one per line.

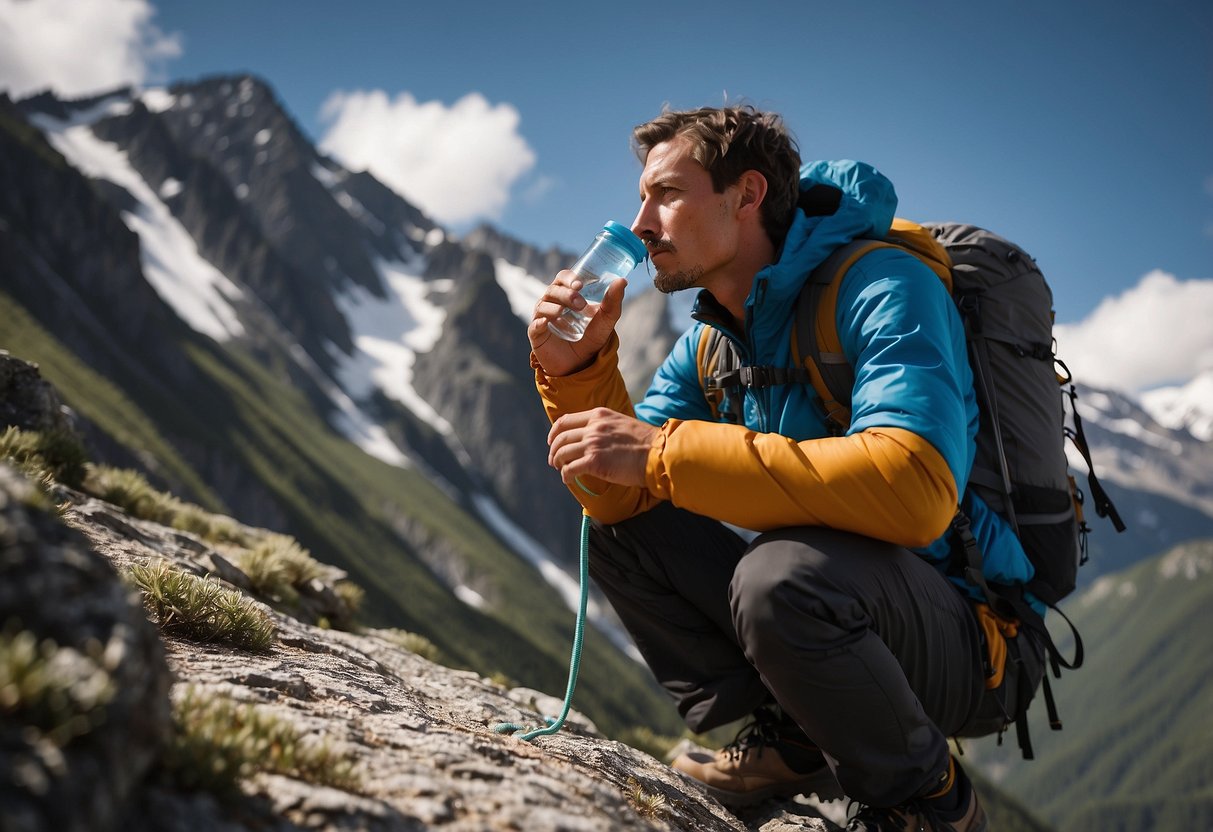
left=602, top=221, right=648, bottom=264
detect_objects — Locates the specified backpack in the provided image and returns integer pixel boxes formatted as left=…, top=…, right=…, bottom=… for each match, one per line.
left=699, top=216, right=1126, bottom=757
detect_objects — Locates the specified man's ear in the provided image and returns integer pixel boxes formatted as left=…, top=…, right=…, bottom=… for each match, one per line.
left=735, top=170, right=768, bottom=219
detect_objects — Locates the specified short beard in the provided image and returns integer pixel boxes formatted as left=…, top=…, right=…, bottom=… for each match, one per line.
left=653, top=265, right=704, bottom=294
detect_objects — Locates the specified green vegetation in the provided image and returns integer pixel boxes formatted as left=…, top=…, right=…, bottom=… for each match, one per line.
left=624, top=776, right=668, bottom=820
left=83, top=464, right=249, bottom=546
left=971, top=539, right=1213, bottom=831
left=0, top=426, right=87, bottom=488
left=164, top=686, right=361, bottom=795
left=0, top=623, right=116, bottom=747
left=0, top=292, right=225, bottom=512
left=233, top=533, right=326, bottom=605
left=129, top=560, right=276, bottom=652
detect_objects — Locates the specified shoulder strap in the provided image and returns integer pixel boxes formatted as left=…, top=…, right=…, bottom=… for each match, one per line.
left=791, top=239, right=897, bottom=432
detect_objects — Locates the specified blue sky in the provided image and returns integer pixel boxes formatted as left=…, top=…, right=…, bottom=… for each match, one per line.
left=2, top=0, right=1211, bottom=390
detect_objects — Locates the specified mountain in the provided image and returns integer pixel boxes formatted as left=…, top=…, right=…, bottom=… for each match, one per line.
left=967, top=538, right=1213, bottom=831
left=0, top=76, right=679, bottom=741
left=1063, top=383, right=1213, bottom=586
left=2, top=71, right=1211, bottom=830
left=1140, top=369, right=1213, bottom=442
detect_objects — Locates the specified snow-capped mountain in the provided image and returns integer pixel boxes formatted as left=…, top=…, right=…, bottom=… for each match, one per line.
left=1, top=77, right=676, bottom=667
left=2, top=72, right=1208, bottom=649
left=1140, top=369, right=1213, bottom=442
left=1064, top=380, right=1213, bottom=583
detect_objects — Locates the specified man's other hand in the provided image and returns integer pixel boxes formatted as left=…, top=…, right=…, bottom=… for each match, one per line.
left=547, top=407, right=656, bottom=488
left=528, top=270, right=627, bottom=377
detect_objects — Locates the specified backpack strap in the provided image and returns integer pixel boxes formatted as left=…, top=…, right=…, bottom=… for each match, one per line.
left=1058, top=370, right=1127, bottom=533
left=790, top=239, right=898, bottom=432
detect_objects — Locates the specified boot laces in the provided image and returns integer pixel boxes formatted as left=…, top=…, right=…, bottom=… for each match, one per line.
left=722, top=707, right=782, bottom=762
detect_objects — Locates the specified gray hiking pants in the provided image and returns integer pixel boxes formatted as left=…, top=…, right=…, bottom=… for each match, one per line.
left=588, top=502, right=987, bottom=806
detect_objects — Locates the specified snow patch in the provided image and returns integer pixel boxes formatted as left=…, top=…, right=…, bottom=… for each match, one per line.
left=158, top=177, right=182, bottom=199
left=1141, top=371, right=1213, bottom=442
left=1159, top=546, right=1213, bottom=580
left=32, top=115, right=245, bottom=342
left=254, top=128, right=273, bottom=146
left=493, top=258, right=548, bottom=323
left=333, top=257, right=453, bottom=442
left=1094, top=418, right=1183, bottom=455
left=454, top=585, right=487, bottom=609
left=140, top=88, right=176, bottom=113
left=425, top=228, right=445, bottom=247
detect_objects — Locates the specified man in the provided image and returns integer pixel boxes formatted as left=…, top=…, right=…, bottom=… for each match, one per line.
left=529, top=106, right=1030, bottom=831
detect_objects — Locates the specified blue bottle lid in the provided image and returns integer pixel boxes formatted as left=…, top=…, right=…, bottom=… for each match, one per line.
left=602, top=221, right=648, bottom=263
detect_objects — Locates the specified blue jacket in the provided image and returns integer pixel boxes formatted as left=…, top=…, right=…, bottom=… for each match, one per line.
left=628, top=160, right=1035, bottom=600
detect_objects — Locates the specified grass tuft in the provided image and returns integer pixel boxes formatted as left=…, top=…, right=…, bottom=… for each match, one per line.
left=83, top=464, right=250, bottom=545
left=165, top=687, right=362, bottom=796
left=625, top=776, right=668, bottom=819
left=234, top=533, right=326, bottom=606
left=0, top=425, right=87, bottom=488
left=128, top=560, right=276, bottom=652
left=0, top=621, right=116, bottom=746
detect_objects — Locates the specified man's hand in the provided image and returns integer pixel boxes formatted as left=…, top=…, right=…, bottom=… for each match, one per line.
left=548, top=407, right=657, bottom=488
left=528, top=270, right=627, bottom=378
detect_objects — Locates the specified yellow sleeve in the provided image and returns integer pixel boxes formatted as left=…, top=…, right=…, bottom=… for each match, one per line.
left=532, top=333, right=664, bottom=523
left=644, top=420, right=957, bottom=548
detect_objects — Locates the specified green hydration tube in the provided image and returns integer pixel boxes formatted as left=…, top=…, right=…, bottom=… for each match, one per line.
left=493, top=513, right=591, bottom=742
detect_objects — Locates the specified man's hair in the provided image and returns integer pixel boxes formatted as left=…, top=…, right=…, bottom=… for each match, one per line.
left=631, top=105, right=802, bottom=249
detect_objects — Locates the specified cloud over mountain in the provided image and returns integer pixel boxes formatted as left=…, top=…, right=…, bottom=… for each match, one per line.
left=318, top=90, right=536, bottom=226
left=1055, top=269, right=1213, bottom=394
left=0, top=0, right=180, bottom=98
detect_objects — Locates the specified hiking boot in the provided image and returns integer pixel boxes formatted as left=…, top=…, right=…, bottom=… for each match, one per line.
left=671, top=707, right=842, bottom=807
left=846, top=757, right=988, bottom=831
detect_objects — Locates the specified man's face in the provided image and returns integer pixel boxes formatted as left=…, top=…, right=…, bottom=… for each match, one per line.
left=631, top=136, right=741, bottom=294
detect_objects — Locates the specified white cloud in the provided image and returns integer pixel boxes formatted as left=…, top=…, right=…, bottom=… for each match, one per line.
left=0, top=0, right=180, bottom=99
left=318, top=90, right=536, bottom=226
left=1055, top=270, right=1213, bottom=394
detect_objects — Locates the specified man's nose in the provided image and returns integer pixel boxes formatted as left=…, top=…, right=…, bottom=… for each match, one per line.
left=631, top=201, right=656, bottom=242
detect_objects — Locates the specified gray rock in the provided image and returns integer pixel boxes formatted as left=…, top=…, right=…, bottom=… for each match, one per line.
left=37, top=473, right=843, bottom=831
left=0, top=464, right=174, bottom=832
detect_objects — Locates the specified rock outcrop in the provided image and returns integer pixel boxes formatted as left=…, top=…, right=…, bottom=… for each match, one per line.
left=1, top=464, right=842, bottom=831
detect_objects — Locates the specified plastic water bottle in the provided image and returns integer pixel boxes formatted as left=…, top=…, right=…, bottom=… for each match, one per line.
left=547, top=221, right=648, bottom=342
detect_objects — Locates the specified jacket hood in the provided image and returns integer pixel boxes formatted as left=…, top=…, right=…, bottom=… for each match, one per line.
left=731, top=159, right=899, bottom=355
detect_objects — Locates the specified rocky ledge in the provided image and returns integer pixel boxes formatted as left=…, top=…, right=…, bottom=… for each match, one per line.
left=1, top=460, right=843, bottom=831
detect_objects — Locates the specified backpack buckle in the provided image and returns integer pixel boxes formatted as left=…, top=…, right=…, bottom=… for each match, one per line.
left=738, top=366, right=774, bottom=388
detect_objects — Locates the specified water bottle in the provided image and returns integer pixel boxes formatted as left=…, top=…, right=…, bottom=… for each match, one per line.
left=547, top=221, right=648, bottom=342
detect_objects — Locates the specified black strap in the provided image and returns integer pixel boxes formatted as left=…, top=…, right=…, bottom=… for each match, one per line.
left=956, top=288, right=1019, bottom=530
left=1063, top=381, right=1127, bottom=533
left=705, top=364, right=812, bottom=391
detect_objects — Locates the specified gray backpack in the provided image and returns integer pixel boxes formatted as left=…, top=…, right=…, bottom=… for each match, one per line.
left=701, top=217, right=1126, bottom=756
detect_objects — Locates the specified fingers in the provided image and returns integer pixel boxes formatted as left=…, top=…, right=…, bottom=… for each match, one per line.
left=533, top=269, right=584, bottom=320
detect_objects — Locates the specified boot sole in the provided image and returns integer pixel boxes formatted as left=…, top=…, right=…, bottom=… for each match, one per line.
left=699, top=771, right=845, bottom=808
